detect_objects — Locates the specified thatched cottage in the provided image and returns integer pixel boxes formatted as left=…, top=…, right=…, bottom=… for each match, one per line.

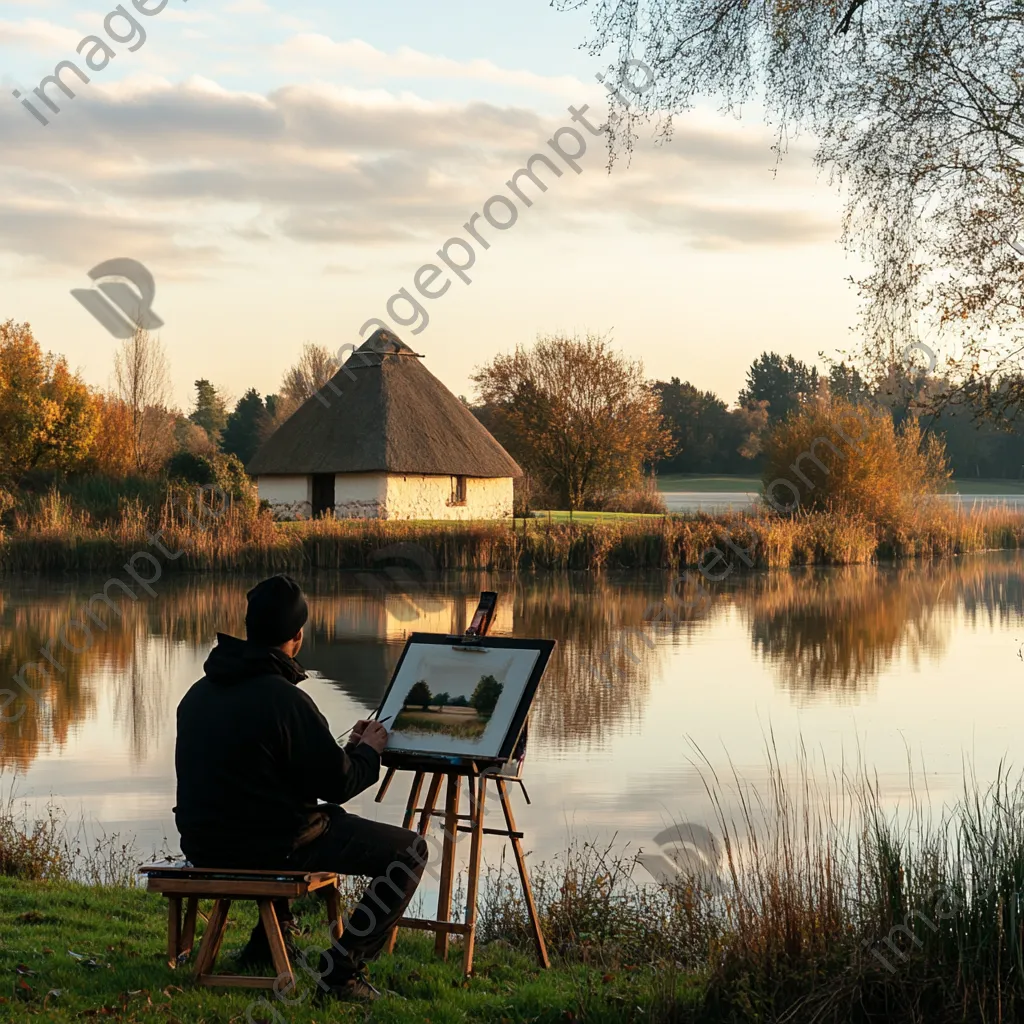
left=247, top=329, right=521, bottom=520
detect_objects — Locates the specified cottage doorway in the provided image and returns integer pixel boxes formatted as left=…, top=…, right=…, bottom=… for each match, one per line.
left=311, top=474, right=335, bottom=518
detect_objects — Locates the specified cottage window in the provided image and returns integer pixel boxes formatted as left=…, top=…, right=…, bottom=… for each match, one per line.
left=451, top=475, right=468, bottom=505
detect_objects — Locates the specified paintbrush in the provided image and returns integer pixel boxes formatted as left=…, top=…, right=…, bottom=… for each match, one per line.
left=336, top=714, right=392, bottom=743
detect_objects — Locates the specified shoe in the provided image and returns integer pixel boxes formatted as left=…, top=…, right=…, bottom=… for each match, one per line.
left=321, top=973, right=381, bottom=1002
left=235, top=920, right=301, bottom=970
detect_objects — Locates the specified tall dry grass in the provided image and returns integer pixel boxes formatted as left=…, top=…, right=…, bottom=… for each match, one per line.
left=0, top=484, right=1022, bottom=573
left=478, top=749, right=1024, bottom=1022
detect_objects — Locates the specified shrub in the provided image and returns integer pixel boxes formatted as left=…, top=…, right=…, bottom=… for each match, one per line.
left=600, top=476, right=668, bottom=514
left=167, top=450, right=217, bottom=486
left=761, top=398, right=949, bottom=528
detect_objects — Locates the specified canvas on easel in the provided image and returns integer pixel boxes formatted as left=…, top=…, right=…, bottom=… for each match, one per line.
left=371, top=629, right=555, bottom=975
left=374, top=633, right=553, bottom=768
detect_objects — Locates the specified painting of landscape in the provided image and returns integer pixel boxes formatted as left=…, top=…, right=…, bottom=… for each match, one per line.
left=376, top=641, right=543, bottom=759
left=393, top=675, right=503, bottom=739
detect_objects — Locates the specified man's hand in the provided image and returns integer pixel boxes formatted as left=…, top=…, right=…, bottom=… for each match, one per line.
left=348, top=720, right=372, bottom=745
left=358, top=721, right=389, bottom=754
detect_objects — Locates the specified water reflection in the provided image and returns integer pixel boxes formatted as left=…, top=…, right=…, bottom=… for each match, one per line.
left=741, top=559, right=1024, bottom=699
left=2, top=556, right=1024, bottom=772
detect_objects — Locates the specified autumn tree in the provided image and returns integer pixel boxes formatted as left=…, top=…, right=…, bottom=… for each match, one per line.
left=279, top=343, right=340, bottom=421
left=86, top=394, right=136, bottom=477
left=761, top=398, right=950, bottom=527
left=565, top=1, right=1024, bottom=411
left=472, top=334, right=671, bottom=510
left=0, top=320, right=98, bottom=479
left=113, top=324, right=173, bottom=473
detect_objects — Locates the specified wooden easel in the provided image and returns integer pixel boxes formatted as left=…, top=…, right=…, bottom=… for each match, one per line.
left=374, top=761, right=549, bottom=976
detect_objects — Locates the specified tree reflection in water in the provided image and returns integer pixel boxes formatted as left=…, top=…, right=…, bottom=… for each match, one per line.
left=2, top=555, right=1023, bottom=770
left=743, top=558, right=1024, bottom=700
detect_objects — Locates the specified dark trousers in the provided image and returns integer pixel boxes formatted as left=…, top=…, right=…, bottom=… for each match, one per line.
left=258, top=805, right=428, bottom=979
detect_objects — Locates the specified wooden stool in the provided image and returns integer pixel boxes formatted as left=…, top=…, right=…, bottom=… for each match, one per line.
left=139, top=864, right=343, bottom=990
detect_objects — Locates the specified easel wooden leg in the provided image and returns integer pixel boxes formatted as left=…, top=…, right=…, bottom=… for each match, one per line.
left=497, top=779, right=550, bottom=969
left=385, top=769, right=429, bottom=955
left=418, top=772, right=444, bottom=835
left=434, top=774, right=461, bottom=959
left=399, top=771, right=425, bottom=829
left=463, top=776, right=486, bottom=975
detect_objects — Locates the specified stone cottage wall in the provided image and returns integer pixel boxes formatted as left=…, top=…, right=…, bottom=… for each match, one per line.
left=383, top=475, right=513, bottom=520
left=257, top=475, right=311, bottom=520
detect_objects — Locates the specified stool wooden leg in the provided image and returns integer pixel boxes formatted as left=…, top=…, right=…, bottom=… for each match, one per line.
left=166, top=896, right=182, bottom=966
left=181, top=898, right=199, bottom=958
left=324, top=884, right=344, bottom=945
left=259, top=900, right=295, bottom=988
left=193, top=898, right=231, bottom=981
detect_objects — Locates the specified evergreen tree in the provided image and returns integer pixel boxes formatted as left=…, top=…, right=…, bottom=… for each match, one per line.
left=189, top=379, right=228, bottom=442
left=220, top=389, right=270, bottom=465
left=739, top=352, right=820, bottom=425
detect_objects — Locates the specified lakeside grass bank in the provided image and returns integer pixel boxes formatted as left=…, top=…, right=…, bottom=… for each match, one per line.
left=7, top=757, right=1024, bottom=1022
left=2, top=489, right=1024, bottom=573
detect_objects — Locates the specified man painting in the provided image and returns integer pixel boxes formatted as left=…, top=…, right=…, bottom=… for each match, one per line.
left=174, top=574, right=427, bottom=1001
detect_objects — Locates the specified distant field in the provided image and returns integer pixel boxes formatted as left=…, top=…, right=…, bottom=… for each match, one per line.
left=656, top=474, right=1024, bottom=496
left=655, top=475, right=760, bottom=493
left=531, top=510, right=667, bottom=522
left=950, top=479, right=1024, bottom=495
left=393, top=707, right=488, bottom=738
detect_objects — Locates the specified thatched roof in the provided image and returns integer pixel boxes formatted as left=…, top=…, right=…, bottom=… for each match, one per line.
left=248, top=330, right=521, bottom=478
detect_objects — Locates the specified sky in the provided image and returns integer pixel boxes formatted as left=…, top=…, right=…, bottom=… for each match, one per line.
left=0, top=0, right=862, bottom=411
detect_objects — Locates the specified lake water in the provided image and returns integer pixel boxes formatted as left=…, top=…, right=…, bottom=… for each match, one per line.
left=3, top=555, right=1024, bottom=882
left=661, top=491, right=1024, bottom=513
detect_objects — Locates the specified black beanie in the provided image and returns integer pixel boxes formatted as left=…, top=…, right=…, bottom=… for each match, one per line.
left=245, top=574, right=309, bottom=647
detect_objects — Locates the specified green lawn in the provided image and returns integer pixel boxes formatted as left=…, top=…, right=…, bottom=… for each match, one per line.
left=0, top=877, right=702, bottom=1024
left=529, top=509, right=667, bottom=522
left=947, top=478, right=1024, bottom=494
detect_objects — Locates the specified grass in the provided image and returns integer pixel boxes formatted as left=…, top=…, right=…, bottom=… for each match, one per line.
left=9, top=751, right=1024, bottom=1021
left=655, top=475, right=760, bottom=493
left=2, top=483, right=1024, bottom=573
left=0, top=879, right=702, bottom=1023
left=534, top=509, right=668, bottom=522
left=947, top=477, right=1024, bottom=494
left=392, top=709, right=488, bottom=739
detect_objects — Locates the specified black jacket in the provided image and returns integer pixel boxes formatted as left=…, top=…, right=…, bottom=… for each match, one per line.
left=174, top=633, right=380, bottom=867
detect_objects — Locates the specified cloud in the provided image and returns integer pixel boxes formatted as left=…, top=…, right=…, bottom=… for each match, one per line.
left=0, top=17, right=81, bottom=52
left=0, top=76, right=835, bottom=270
left=272, top=35, right=588, bottom=99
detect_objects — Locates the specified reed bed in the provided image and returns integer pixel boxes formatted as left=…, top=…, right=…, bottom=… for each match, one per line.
left=474, top=749, right=1024, bottom=1022
left=1, top=487, right=1023, bottom=574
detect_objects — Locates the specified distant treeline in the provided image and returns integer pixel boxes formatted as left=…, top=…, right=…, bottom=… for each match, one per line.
left=654, top=352, right=1024, bottom=480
